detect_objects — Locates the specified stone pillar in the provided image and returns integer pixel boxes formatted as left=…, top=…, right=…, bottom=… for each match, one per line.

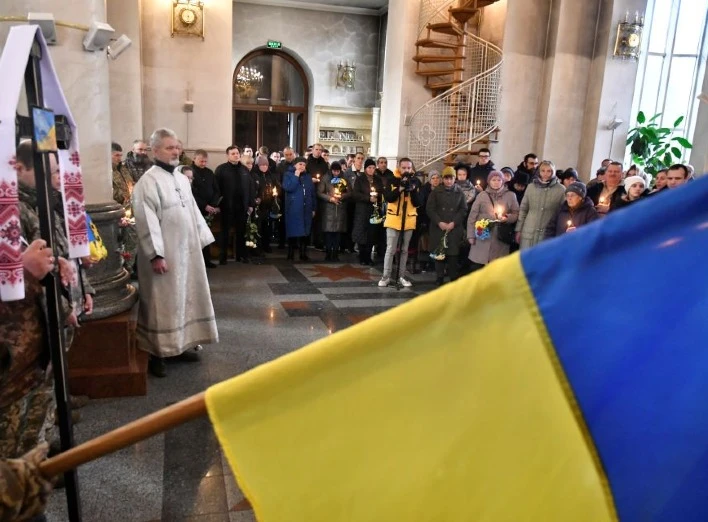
left=495, top=0, right=552, bottom=169
left=107, top=0, right=144, bottom=149
left=688, top=66, right=708, bottom=174
left=370, top=107, right=381, bottom=157
left=0, top=0, right=137, bottom=317
left=377, top=0, right=429, bottom=166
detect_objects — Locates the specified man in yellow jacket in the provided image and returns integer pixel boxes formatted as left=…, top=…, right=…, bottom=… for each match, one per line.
left=379, top=158, right=421, bottom=288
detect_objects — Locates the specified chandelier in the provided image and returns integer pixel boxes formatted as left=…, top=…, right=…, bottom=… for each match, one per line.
left=235, top=65, right=263, bottom=98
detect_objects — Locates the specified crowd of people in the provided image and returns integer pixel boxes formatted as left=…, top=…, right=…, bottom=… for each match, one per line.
left=111, top=140, right=696, bottom=291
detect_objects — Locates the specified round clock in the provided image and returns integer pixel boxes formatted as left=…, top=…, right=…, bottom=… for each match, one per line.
left=627, top=33, right=640, bottom=48
left=180, top=8, right=196, bottom=26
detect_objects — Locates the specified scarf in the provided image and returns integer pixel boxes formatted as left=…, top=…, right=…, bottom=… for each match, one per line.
left=0, top=26, right=88, bottom=301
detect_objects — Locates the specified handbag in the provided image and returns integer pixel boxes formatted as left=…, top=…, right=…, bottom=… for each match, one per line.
left=485, top=193, right=515, bottom=245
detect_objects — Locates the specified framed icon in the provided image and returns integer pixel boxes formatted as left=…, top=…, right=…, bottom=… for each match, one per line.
left=31, top=106, right=58, bottom=152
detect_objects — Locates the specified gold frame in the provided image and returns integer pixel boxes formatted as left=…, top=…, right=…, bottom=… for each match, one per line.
left=171, top=0, right=205, bottom=41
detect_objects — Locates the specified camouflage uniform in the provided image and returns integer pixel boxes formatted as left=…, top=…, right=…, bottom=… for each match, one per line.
left=124, top=151, right=152, bottom=183
left=112, top=163, right=138, bottom=274
left=0, top=443, right=53, bottom=522
left=0, top=279, right=52, bottom=460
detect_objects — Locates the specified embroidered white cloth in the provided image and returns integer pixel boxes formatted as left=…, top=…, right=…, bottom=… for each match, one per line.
left=0, top=25, right=89, bottom=302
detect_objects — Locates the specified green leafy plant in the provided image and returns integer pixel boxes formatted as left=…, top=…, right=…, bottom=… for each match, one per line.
left=626, top=111, right=692, bottom=175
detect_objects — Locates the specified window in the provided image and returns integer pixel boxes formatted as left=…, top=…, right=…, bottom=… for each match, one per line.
left=630, top=0, right=708, bottom=147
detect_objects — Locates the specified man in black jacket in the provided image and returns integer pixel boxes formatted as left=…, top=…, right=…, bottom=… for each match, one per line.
left=468, top=148, right=495, bottom=191
left=191, top=149, right=220, bottom=268
left=276, top=147, right=297, bottom=248
left=215, top=146, right=255, bottom=264
left=306, top=144, right=328, bottom=250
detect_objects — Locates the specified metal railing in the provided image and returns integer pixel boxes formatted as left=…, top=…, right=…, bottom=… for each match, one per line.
left=409, top=1, right=503, bottom=169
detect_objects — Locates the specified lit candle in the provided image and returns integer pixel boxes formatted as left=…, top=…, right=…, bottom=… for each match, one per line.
left=495, top=205, right=503, bottom=219
left=125, top=208, right=132, bottom=220
left=370, top=190, right=377, bottom=198
left=476, top=179, right=481, bottom=187
left=566, top=220, right=576, bottom=232
left=599, top=196, right=606, bottom=205
left=272, top=187, right=278, bottom=197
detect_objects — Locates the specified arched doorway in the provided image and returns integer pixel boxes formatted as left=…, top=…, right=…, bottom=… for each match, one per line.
left=232, top=49, right=309, bottom=154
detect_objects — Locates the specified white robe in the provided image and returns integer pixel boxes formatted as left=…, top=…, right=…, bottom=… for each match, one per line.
left=132, top=164, right=218, bottom=357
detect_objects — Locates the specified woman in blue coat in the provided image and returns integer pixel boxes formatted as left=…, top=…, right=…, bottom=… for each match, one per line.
left=283, top=157, right=317, bottom=261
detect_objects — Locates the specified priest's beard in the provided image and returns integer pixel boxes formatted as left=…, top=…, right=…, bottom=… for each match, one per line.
left=169, top=159, right=180, bottom=167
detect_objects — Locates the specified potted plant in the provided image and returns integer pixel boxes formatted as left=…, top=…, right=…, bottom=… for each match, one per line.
left=626, top=111, right=692, bottom=177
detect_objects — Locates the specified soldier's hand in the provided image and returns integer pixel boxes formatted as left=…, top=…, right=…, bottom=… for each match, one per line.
left=57, top=257, right=76, bottom=287
left=83, top=293, right=94, bottom=315
left=22, top=239, right=55, bottom=279
left=152, top=258, right=168, bottom=275
left=0, top=442, right=54, bottom=521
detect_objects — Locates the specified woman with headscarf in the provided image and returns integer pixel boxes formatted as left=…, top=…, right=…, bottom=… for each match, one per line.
left=467, top=170, right=520, bottom=271
left=352, top=159, right=384, bottom=265
left=427, top=168, right=468, bottom=285
left=515, top=160, right=565, bottom=250
left=544, top=182, right=599, bottom=239
left=283, top=157, right=317, bottom=261
left=417, top=170, right=441, bottom=271
left=317, top=161, right=351, bottom=261
left=454, top=164, right=476, bottom=209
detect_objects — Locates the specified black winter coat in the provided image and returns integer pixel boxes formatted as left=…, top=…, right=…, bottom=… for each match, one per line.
left=613, top=190, right=651, bottom=210
left=586, top=183, right=626, bottom=213
left=191, top=165, right=220, bottom=214
left=351, top=174, right=384, bottom=245
left=427, top=184, right=468, bottom=256
left=215, top=162, right=255, bottom=213
left=544, top=197, right=599, bottom=239
left=469, top=161, right=495, bottom=190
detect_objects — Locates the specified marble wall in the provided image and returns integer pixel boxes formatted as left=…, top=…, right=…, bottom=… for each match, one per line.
left=140, top=0, right=232, bottom=150
left=232, top=3, right=380, bottom=144
left=1, top=0, right=114, bottom=203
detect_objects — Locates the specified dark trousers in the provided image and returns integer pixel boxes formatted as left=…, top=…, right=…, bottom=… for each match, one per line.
left=324, top=232, right=340, bottom=251
left=202, top=246, right=212, bottom=264
left=359, top=243, right=373, bottom=264
left=259, top=215, right=273, bottom=252
left=469, top=261, right=485, bottom=273
left=220, top=209, right=249, bottom=261
left=435, top=255, right=459, bottom=282
left=234, top=210, right=248, bottom=260
left=219, top=211, right=233, bottom=262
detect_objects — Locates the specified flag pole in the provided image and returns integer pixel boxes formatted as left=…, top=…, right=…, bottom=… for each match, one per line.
left=39, top=392, right=207, bottom=478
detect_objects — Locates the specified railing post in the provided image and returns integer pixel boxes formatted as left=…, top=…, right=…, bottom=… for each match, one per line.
left=468, top=82, right=477, bottom=150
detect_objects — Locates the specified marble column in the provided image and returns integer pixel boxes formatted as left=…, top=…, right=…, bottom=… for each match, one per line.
left=377, top=0, right=429, bottom=166
left=0, top=0, right=137, bottom=317
left=690, top=70, right=708, bottom=174
left=107, top=0, right=144, bottom=150
left=497, top=0, right=648, bottom=178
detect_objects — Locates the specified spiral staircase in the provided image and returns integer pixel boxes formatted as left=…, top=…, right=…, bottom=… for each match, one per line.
left=407, top=0, right=503, bottom=169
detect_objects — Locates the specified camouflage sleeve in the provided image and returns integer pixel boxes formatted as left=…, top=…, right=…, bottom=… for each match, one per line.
left=79, top=265, right=95, bottom=296
left=18, top=202, right=41, bottom=243
left=0, top=443, right=53, bottom=522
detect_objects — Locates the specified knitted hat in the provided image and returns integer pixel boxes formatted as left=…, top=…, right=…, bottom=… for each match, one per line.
left=428, top=170, right=441, bottom=180
left=565, top=181, right=587, bottom=199
left=624, top=175, right=646, bottom=193
left=487, top=170, right=504, bottom=183
left=293, top=157, right=306, bottom=166
left=256, top=155, right=269, bottom=166
left=501, top=167, right=515, bottom=178
left=330, top=161, right=342, bottom=172
left=364, top=158, right=376, bottom=169
left=441, top=166, right=456, bottom=178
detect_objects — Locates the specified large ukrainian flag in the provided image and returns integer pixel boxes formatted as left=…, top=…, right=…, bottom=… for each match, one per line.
left=206, top=178, right=708, bottom=521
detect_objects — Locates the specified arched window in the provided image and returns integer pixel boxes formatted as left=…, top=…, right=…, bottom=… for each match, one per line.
left=232, top=49, right=309, bottom=153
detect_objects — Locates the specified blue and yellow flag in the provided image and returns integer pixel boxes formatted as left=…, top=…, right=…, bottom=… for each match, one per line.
left=206, top=179, right=708, bottom=521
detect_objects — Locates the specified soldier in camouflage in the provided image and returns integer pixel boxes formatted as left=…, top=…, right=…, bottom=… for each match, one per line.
left=111, top=142, right=138, bottom=275
left=0, top=241, right=57, bottom=521
left=124, top=139, right=152, bottom=183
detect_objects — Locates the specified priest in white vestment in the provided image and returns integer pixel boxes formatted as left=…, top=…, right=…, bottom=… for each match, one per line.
left=132, top=128, right=218, bottom=377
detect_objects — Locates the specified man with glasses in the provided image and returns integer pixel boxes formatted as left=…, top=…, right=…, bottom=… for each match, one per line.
left=469, top=148, right=495, bottom=191
left=515, top=153, right=538, bottom=180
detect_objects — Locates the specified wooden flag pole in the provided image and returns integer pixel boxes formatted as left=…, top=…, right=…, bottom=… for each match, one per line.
left=39, top=392, right=207, bottom=478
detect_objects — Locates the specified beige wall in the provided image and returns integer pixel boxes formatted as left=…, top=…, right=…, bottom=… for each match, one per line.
left=140, top=0, right=232, bottom=150
left=107, top=0, right=144, bottom=151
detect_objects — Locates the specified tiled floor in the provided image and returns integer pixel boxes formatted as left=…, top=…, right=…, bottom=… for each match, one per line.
left=46, top=248, right=436, bottom=521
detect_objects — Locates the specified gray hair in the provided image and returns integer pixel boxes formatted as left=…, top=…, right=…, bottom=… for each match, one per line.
left=428, top=170, right=440, bottom=179
left=149, top=128, right=177, bottom=150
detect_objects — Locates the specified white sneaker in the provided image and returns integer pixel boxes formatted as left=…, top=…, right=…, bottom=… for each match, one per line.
left=398, top=277, right=412, bottom=288
left=378, top=278, right=390, bottom=287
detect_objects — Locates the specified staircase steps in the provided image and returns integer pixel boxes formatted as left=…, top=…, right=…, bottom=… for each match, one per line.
left=426, top=80, right=456, bottom=91
left=449, top=6, right=479, bottom=24
left=413, top=54, right=465, bottom=63
left=427, top=22, right=463, bottom=36
left=416, top=68, right=464, bottom=77
left=415, top=38, right=460, bottom=49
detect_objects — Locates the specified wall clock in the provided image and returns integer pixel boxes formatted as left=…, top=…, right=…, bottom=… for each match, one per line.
left=171, top=1, right=205, bottom=40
